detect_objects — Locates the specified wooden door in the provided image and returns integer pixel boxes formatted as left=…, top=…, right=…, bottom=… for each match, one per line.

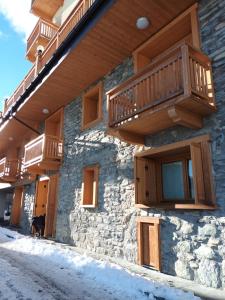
left=142, top=223, right=159, bottom=267
left=11, top=187, right=24, bottom=226
left=34, top=180, right=49, bottom=216
left=45, top=174, right=59, bottom=237
left=137, top=217, right=161, bottom=271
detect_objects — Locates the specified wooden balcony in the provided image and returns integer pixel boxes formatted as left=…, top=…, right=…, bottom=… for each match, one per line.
left=26, top=19, right=58, bottom=62
left=31, top=0, right=64, bottom=22
left=24, top=134, right=63, bottom=173
left=3, top=0, right=96, bottom=116
left=0, top=158, right=19, bottom=182
left=107, top=42, right=216, bottom=143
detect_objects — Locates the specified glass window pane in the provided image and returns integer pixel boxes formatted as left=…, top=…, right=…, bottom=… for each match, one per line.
left=162, top=161, right=184, bottom=200
left=188, top=160, right=195, bottom=199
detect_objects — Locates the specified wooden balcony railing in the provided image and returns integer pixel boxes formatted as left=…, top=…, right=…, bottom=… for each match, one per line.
left=3, top=0, right=96, bottom=115
left=24, top=134, right=63, bottom=168
left=0, top=158, right=19, bottom=181
left=108, top=42, right=215, bottom=128
left=27, top=19, right=58, bottom=59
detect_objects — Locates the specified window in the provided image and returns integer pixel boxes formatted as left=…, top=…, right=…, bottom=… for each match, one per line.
left=161, top=155, right=195, bottom=202
left=82, top=83, right=102, bottom=129
left=81, top=165, right=99, bottom=207
left=135, top=135, right=216, bottom=209
left=137, top=217, right=161, bottom=271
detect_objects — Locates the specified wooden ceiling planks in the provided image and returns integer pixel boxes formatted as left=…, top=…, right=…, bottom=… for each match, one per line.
left=1, top=0, right=196, bottom=153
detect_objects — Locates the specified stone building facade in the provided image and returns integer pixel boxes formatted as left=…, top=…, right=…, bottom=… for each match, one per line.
left=11, top=0, right=225, bottom=290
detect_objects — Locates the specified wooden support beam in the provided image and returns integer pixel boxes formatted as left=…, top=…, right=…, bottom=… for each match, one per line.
left=107, top=129, right=145, bottom=145
left=167, top=106, right=202, bottom=129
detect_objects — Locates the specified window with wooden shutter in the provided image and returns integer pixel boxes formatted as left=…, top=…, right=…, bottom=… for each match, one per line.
left=135, top=157, right=158, bottom=207
left=135, top=135, right=216, bottom=210
left=137, top=217, right=161, bottom=271
left=81, top=165, right=99, bottom=207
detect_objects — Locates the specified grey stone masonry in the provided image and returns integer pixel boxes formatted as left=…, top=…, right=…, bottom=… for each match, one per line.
left=31, top=0, right=225, bottom=290
left=20, top=183, right=36, bottom=235
left=56, top=58, right=143, bottom=262
left=143, top=0, right=225, bottom=289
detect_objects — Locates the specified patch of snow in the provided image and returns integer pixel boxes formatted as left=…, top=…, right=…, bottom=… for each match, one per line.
left=0, top=227, right=200, bottom=300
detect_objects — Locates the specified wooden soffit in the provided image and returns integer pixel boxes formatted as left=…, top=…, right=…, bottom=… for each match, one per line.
left=0, top=0, right=197, bottom=153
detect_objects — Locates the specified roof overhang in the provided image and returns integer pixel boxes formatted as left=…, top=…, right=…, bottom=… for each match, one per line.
left=0, top=0, right=197, bottom=154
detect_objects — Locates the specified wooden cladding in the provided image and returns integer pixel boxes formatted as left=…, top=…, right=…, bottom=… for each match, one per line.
left=137, top=217, right=161, bottom=271
left=26, top=19, right=58, bottom=62
left=45, top=174, right=59, bottom=237
left=81, top=165, right=99, bottom=207
left=108, top=42, right=215, bottom=136
left=135, top=135, right=215, bottom=210
left=0, top=157, right=19, bottom=182
left=11, top=187, right=24, bottom=226
left=4, top=0, right=96, bottom=115
left=24, top=134, right=63, bottom=170
left=82, top=83, right=102, bottom=130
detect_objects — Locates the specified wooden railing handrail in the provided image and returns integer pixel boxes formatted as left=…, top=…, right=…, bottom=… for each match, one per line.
left=27, top=19, right=59, bottom=53
left=4, top=0, right=96, bottom=115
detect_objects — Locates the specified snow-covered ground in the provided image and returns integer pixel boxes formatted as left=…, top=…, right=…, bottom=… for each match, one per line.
left=0, top=227, right=200, bottom=300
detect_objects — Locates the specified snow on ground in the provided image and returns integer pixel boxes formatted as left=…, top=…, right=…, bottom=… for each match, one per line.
left=0, top=227, right=200, bottom=300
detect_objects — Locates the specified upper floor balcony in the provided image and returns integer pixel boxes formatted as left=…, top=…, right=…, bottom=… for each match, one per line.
left=3, top=0, right=96, bottom=116
left=24, top=134, right=63, bottom=173
left=107, top=42, right=216, bottom=143
left=26, top=19, right=58, bottom=62
left=0, top=158, right=19, bottom=182
left=31, top=0, right=64, bottom=22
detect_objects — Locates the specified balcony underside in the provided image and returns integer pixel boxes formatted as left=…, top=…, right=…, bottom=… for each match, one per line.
left=31, top=0, right=64, bottom=22
left=0, top=175, right=17, bottom=183
left=26, top=159, right=61, bottom=174
left=109, top=94, right=216, bottom=144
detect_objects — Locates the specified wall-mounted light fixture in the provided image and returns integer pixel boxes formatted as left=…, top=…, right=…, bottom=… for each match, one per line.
left=136, top=17, right=150, bottom=30
left=42, top=108, right=49, bottom=114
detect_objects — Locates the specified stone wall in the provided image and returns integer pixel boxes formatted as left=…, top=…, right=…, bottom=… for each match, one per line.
left=56, top=58, right=142, bottom=263
left=20, top=183, right=36, bottom=234
left=142, top=0, right=225, bottom=288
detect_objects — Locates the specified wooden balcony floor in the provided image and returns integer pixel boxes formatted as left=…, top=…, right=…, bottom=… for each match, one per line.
left=111, top=94, right=216, bottom=137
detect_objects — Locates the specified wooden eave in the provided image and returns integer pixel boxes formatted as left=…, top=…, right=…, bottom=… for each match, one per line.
left=0, top=0, right=196, bottom=154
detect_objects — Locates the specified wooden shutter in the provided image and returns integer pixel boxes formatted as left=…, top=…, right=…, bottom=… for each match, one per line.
left=45, top=174, right=59, bottom=237
left=200, top=141, right=215, bottom=205
left=137, top=217, right=161, bottom=271
left=190, top=143, right=205, bottom=203
left=11, top=187, right=24, bottom=226
left=135, top=157, right=157, bottom=206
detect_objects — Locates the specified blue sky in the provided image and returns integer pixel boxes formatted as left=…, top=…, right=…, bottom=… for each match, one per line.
left=0, top=0, right=37, bottom=111
left=0, top=15, right=32, bottom=110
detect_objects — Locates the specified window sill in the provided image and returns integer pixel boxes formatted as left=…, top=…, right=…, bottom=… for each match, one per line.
left=135, top=203, right=217, bottom=210
left=81, top=117, right=102, bottom=131
left=80, top=204, right=97, bottom=208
